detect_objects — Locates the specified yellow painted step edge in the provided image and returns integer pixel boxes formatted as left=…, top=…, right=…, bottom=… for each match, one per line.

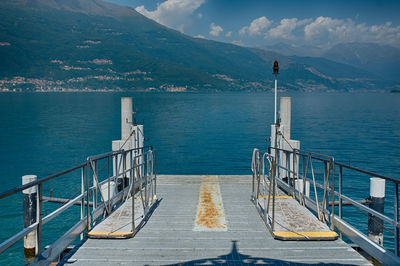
left=258, top=195, right=293, bottom=199
left=87, top=231, right=133, bottom=239
left=273, top=231, right=338, bottom=238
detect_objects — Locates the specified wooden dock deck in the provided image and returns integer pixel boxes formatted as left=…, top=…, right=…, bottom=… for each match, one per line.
left=63, top=175, right=371, bottom=265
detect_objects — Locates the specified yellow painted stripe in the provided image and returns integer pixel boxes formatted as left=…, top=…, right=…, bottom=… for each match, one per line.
left=258, top=195, right=293, bottom=199
left=273, top=231, right=338, bottom=238
left=87, top=231, right=133, bottom=237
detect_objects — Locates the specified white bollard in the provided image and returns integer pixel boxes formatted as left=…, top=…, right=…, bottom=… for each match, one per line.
left=278, top=97, right=291, bottom=183
left=112, top=140, right=131, bottom=191
left=368, top=177, right=385, bottom=246
left=295, top=179, right=310, bottom=197
left=100, top=182, right=116, bottom=202
left=22, top=175, right=37, bottom=259
left=288, top=139, right=300, bottom=182
left=121, top=97, right=133, bottom=141
left=270, top=124, right=276, bottom=158
left=279, top=97, right=291, bottom=140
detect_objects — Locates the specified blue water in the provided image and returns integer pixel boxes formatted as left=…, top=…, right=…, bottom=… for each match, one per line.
left=0, top=92, right=399, bottom=264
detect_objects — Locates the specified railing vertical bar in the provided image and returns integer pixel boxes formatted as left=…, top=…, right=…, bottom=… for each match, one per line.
left=286, top=151, right=290, bottom=186
left=395, top=183, right=399, bottom=256
left=123, top=151, right=126, bottom=191
left=331, top=159, right=335, bottom=231
left=154, top=150, right=157, bottom=197
left=93, top=160, right=97, bottom=209
left=272, top=160, right=276, bottom=232
left=86, top=160, right=90, bottom=231
left=323, top=161, right=327, bottom=212
left=80, top=166, right=85, bottom=240
left=132, top=185, right=135, bottom=232
left=339, top=165, right=343, bottom=239
left=107, top=155, right=111, bottom=215
left=302, top=154, right=306, bottom=182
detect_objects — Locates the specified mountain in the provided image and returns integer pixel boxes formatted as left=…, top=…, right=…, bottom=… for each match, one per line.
left=0, top=0, right=398, bottom=92
left=323, top=43, right=400, bottom=81
left=261, top=42, right=325, bottom=57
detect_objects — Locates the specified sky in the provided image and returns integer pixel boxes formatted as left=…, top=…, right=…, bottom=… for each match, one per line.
left=105, top=0, right=400, bottom=49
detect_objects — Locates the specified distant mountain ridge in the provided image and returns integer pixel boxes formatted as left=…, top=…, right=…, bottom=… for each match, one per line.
left=323, top=42, right=400, bottom=81
left=0, top=0, right=398, bottom=92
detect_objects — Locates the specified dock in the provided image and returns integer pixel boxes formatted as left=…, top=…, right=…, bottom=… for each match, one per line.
left=3, top=96, right=398, bottom=265
left=63, top=175, right=370, bottom=265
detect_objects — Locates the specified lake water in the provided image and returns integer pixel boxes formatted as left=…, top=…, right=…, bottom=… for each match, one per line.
left=0, top=92, right=399, bottom=264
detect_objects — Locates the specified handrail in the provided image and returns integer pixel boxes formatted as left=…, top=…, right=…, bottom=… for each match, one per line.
left=271, top=146, right=400, bottom=184
left=0, top=145, right=157, bottom=264
left=0, top=146, right=153, bottom=201
left=253, top=145, right=400, bottom=264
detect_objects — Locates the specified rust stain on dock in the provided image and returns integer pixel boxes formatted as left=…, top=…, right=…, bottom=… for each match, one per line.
left=194, top=175, right=227, bottom=231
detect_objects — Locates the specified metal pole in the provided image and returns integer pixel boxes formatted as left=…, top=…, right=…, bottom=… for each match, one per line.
left=339, top=165, right=343, bottom=239
left=154, top=150, right=157, bottom=197
left=107, top=156, right=111, bottom=215
left=331, top=160, right=335, bottom=231
left=272, top=124, right=278, bottom=231
left=22, top=175, right=37, bottom=260
left=274, top=79, right=277, bottom=124
left=80, top=166, right=85, bottom=240
left=123, top=151, right=127, bottom=190
left=86, top=160, right=90, bottom=231
left=93, top=161, right=97, bottom=209
left=323, top=161, right=328, bottom=212
left=395, top=183, right=399, bottom=256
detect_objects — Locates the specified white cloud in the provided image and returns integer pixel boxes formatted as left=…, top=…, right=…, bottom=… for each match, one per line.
left=304, top=16, right=343, bottom=41
left=266, top=18, right=312, bottom=40
left=225, top=31, right=232, bottom=38
left=135, top=0, right=205, bottom=32
left=210, top=23, right=223, bottom=37
left=267, top=18, right=298, bottom=40
left=239, top=16, right=271, bottom=37
left=304, top=16, right=400, bottom=47
left=194, top=34, right=205, bottom=39
left=197, top=13, right=203, bottom=19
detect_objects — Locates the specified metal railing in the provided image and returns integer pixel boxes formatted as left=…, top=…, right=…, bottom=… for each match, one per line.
left=251, top=146, right=400, bottom=265
left=0, top=146, right=156, bottom=265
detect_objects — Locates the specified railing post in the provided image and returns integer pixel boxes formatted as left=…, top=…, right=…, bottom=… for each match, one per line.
left=92, top=160, right=97, bottom=209
left=323, top=161, right=328, bottom=212
left=368, top=177, right=385, bottom=246
left=395, top=183, right=399, bottom=256
left=123, top=151, right=127, bottom=190
left=339, top=165, right=343, bottom=239
left=330, top=159, right=335, bottom=231
left=108, top=155, right=111, bottom=214
left=154, top=150, right=157, bottom=197
left=272, top=159, right=276, bottom=232
left=80, top=166, right=85, bottom=240
left=86, top=160, right=91, bottom=231
left=22, top=175, right=37, bottom=261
